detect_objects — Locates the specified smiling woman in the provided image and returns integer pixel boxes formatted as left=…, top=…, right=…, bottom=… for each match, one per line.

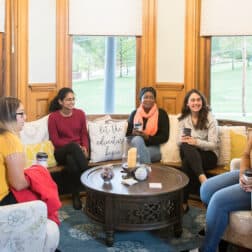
left=177, top=89, right=219, bottom=213
left=0, top=96, right=60, bottom=251
left=48, top=87, right=89, bottom=210
left=126, top=86, right=169, bottom=165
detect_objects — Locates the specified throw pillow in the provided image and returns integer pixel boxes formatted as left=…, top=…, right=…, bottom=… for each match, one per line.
left=88, top=119, right=128, bottom=162
left=24, top=140, right=57, bottom=168
left=160, top=114, right=181, bottom=166
left=217, top=126, right=246, bottom=166
left=229, top=130, right=247, bottom=169
left=20, top=115, right=49, bottom=144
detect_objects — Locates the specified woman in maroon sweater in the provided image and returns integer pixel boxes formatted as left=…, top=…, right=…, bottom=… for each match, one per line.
left=48, top=87, right=89, bottom=210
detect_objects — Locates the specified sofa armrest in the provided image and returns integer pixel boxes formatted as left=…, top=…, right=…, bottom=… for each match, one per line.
left=0, top=200, right=48, bottom=252
left=230, top=158, right=241, bottom=171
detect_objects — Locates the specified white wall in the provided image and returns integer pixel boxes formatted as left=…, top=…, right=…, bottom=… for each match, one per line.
left=29, top=0, right=56, bottom=84
left=156, top=0, right=185, bottom=83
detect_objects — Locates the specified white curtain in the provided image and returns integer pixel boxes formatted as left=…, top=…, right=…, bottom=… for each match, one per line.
left=201, top=0, right=252, bottom=36
left=68, top=0, right=142, bottom=36
left=0, top=0, right=5, bottom=32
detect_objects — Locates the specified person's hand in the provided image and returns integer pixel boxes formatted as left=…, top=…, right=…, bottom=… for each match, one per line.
left=181, top=136, right=197, bottom=145
left=132, top=129, right=149, bottom=140
left=80, top=146, right=89, bottom=158
left=240, top=175, right=252, bottom=192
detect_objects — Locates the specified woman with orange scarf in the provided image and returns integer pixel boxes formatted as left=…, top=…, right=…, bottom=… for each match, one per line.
left=126, top=87, right=169, bottom=164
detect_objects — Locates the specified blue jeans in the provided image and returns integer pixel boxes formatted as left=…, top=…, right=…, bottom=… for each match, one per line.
left=200, top=170, right=250, bottom=252
left=129, top=136, right=161, bottom=164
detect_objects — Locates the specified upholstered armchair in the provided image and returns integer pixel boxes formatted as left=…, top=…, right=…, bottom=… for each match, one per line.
left=222, top=158, right=252, bottom=249
left=0, top=200, right=59, bottom=252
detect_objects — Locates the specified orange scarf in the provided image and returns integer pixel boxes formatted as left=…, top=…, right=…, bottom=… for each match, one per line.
left=134, top=103, right=159, bottom=136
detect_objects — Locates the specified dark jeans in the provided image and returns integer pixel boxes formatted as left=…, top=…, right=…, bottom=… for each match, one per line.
left=0, top=191, right=17, bottom=206
left=54, top=142, right=88, bottom=194
left=179, top=143, right=217, bottom=203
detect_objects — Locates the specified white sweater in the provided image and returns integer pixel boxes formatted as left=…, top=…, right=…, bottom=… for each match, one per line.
left=177, top=112, right=219, bottom=157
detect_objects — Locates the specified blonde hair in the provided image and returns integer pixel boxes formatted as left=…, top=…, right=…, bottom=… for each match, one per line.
left=0, top=97, right=21, bottom=135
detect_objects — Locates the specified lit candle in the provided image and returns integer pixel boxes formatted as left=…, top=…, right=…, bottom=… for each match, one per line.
left=127, top=147, right=137, bottom=168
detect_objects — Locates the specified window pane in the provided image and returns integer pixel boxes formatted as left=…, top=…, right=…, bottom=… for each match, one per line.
left=72, top=36, right=136, bottom=114
left=210, top=36, right=252, bottom=122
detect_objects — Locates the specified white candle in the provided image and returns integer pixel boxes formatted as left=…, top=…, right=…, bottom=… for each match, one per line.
left=127, top=147, right=137, bottom=168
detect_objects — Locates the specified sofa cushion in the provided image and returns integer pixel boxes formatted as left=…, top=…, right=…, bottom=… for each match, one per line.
left=229, top=130, right=247, bottom=167
left=218, top=126, right=246, bottom=167
left=160, top=114, right=181, bottom=167
left=24, top=140, right=57, bottom=168
left=88, top=119, right=128, bottom=163
left=223, top=211, right=252, bottom=248
left=20, top=115, right=49, bottom=144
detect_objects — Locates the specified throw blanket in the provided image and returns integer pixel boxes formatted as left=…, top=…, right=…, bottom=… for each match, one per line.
left=11, top=165, right=61, bottom=225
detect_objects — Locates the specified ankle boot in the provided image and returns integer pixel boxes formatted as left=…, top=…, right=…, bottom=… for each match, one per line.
left=72, top=192, right=82, bottom=210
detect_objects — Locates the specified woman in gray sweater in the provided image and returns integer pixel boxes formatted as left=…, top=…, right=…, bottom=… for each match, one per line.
left=177, top=89, right=219, bottom=213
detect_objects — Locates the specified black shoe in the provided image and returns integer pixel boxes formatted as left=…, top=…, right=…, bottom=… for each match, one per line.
left=198, top=228, right=205, bottom=236
left=72, top=193, right=82, bottom=210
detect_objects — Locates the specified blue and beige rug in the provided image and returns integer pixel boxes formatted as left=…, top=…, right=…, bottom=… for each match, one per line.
left=58, top=205, right=205, bottom=252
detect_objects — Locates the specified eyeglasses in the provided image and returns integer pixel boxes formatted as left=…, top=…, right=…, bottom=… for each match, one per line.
left=16, top=112, right=25, bottom=117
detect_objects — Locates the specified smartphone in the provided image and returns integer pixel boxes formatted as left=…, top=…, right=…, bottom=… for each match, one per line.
left=183, top=127, right=191, bottom=137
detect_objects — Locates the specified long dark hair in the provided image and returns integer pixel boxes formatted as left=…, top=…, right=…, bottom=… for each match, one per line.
left=0, top=96, right=21, bottom=134
left=178, top=89, right=210, bottom=130
left=49, top=87, right=74, bottom=112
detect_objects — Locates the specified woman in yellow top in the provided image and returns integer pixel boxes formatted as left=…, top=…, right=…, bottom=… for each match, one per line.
left=0, top=96, right=60, bottom=251
left=0, top=97, right=28, bottom=204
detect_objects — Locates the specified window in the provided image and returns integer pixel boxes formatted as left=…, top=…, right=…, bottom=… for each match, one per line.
left=210, top=36, right=252, bottom=122
left=72, top=36, right=136, bottom=114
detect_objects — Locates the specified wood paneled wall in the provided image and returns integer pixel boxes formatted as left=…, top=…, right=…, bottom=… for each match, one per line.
left=1, top=0, right=209, bottom=120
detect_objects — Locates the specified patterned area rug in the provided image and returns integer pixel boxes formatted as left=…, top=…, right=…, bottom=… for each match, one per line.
left=58, top=205, right=205, bottom=252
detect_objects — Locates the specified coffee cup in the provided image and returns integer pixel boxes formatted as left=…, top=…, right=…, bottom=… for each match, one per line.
left=244, top=169, right=252, bottom=183
left=36, top=152, right=48, bottom=168
left=134, top=122, right=142, bottom=131
left=183, top=127, right=191, bottom=137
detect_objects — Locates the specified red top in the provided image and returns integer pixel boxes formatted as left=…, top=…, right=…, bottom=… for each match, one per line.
left=48, top=108, right=89, bottom=150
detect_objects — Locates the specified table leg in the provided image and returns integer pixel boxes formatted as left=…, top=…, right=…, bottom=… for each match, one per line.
left=174, top=222, right=183, bottom=237
left=105, top=230, right=114, bottom=246
left=105, top=196, right=114, bottom=246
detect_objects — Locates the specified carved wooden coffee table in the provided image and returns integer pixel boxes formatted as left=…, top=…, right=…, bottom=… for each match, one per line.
left=81, top=164, right=189, bottom=246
